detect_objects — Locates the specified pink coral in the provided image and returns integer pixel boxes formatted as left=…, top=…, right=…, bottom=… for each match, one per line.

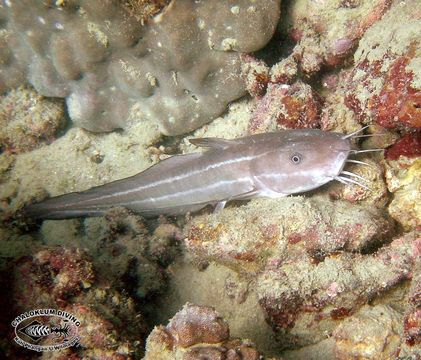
left=258, top=232, right=420, bottom=347
left=385, top=132, right=421, bottom=161
left=342, top=0, right=421, bottom=130
left=249, top=81, right=321, bottom=134
left=283, top=0, right=392, bottom=73
left=13, top=247, right=94, bottom=308
left=144, top=303, right=261, bottom=359
left=10, top=246, right=147, bottom=359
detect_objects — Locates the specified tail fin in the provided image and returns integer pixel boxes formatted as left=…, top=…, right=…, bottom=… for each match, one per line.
left=23, top=192, right=107, bottom=220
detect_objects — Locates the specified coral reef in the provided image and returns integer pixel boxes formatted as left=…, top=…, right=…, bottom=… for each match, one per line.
left=1, top=0, right=420, bottom=358
left=8, top=246, right=148, bottom=359
left=0, top=104, right=161, bottom=217
left=186, top=195, right=394, bottom=274
left=183, top=190, right=420, bottom=354
left=248, top=81, right=321, bottom=133
left=257, top=231, right=420, bottom=347
left=332, top=305, right=402, bottom=359
left=0, top=87, right=65, bottom=153
left=0, top=0, right=280, bottom=135
left=342, top=0, right=421, bottom=129
left=38, top=208, right=182, bottom=299
left=385, top=152, right=421, bottom=231
left=282, top=0, right=392, bottom=73
left=144, top=303, right=261, bottom=359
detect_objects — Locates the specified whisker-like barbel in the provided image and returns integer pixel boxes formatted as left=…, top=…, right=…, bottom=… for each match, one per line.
left=346, top=159, right=374, bottom=168
left=340, top=171, right=369, bottom=183
left=335, top=176, right=371, bottom=190
left=351, top=133, right=387, bottom=139
left=341, top=126, right=369, bottom=139
left=350, top=149, right=384, bottom=154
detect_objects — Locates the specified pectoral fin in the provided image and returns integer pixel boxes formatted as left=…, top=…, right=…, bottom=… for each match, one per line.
left=230, top=188, right=261, bottom=201
left=213, top=201, right=227, bottom=213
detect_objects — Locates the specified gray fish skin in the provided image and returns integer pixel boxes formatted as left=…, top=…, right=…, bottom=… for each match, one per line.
left=24, top=129, right=351, bottom=220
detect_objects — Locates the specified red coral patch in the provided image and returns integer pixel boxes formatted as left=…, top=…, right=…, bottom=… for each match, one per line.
left=385, top=132, right=421, bottom=160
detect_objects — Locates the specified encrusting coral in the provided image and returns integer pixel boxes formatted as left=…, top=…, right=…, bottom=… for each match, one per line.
left=1, top=0, right=421, bottom=359
left=144, top=303, right=262, bottom=359
left=342, top=0, right=421, bottom=129
left=384, top=132, right=421, bottom=231
left=281, top=0, right=392, bottom=74
left=0, top=87, right=65, bottom=153
left=0, top=0, right=280, bottom=135
left=186, top=195, right=394, bottom=274
left=8, top=246, right=148, bottom=359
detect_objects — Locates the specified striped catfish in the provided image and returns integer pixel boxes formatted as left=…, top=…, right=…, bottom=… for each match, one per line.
left=24, top=128, right=377, bottom=220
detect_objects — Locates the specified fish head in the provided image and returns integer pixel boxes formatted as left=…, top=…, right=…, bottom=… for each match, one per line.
left=253, top=130, right=352, bottom=195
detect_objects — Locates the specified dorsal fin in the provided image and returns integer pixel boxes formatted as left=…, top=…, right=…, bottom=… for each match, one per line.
left=189, top=137, right=240, bottom=150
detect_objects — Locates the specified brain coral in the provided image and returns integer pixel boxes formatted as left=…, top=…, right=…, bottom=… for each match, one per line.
left=0, top=0, right=280, bottom=135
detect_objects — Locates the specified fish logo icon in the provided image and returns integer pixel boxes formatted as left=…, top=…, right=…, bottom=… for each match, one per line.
left=18, top=320, right=72, bottom=343
left=12, top=309, right=80, bottom=352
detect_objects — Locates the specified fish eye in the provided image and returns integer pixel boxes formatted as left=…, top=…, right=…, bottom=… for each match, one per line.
left=290, top=153, right=302, bottom=164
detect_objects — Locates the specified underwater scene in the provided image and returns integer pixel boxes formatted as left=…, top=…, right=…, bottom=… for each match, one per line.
left=0, top=0, right=420, bottom=359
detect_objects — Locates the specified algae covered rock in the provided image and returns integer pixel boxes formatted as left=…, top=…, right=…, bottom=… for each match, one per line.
left=385, top=132, right=421, bottom=231
left=257, top=231, right=420, bottom=348
left=343, top=0, right=421, bottom=129
left=333, top=305, right=402, bottom=359
left=9, top=246, right=147, bottom=359
left=186, top=196, right=394, bottom=274
left=282, top=0, right=392, bottom=73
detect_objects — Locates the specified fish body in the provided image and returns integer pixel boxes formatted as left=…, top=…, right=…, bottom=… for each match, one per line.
left=24, top=129, right=352, bottom=220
